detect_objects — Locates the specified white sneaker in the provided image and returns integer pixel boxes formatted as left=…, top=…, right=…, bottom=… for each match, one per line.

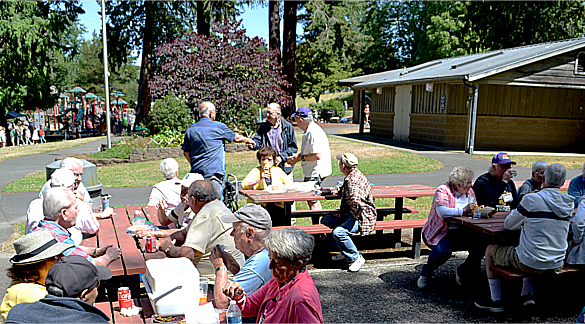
left=331, top=254, right=345, bottom=261
left=348, top=255, right=365, bottom=272
left=417, top=276, right=430, bottom=289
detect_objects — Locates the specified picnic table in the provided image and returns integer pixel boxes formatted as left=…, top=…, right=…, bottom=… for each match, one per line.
left=451, top=211, right=512, bottom=235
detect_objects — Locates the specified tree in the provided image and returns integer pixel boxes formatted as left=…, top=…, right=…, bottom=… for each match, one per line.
left=297, top=0, right=369, bottom=102
left=282, top=1, right=298, bottom=117
left=147, top=93, right=194, bottom=135
left=0, top=1, right=84, bottom=129
left=150, top=21, right=292, bottom=134
left=268, top=0, right=281, bottom=64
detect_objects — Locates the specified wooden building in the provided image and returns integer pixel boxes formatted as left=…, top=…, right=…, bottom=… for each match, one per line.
left=340, top=38, right=585, bottom=153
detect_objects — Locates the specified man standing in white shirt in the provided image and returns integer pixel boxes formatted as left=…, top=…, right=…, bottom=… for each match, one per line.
left=287, top=106, right=332, bottom=210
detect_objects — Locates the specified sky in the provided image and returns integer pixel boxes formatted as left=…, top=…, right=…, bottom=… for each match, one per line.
left=80, top=1, right=298, bottom=48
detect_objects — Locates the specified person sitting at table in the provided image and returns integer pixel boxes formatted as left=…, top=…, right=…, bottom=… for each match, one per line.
left=5, top=255, right=112, bottom=323
left=417, top=166, right=478, bottom=289
left=147, top=158, right=182, bottom=223
left=475, top=163, right=574, bottom=313
left=472, top=152, right=519, bottom=213
left=517, top=161, right=548, bottom=203
left=32, top=187, right=121, bottom=267
left=156, top=180, right=244, bottom=281
left=223, top=228, right=323, bottom=323
left=568, top=161, right=585, bottom=207
left=566, top=196, right=585, bottom=265
left=0, top=230, right=74, bottom=321
left=39, top=158, right=92, bottom=204
left=27, top=168, right=101, bottom=245
left=210, top=204, right=273, bottom=310
left=320, top=153, right=376, bottom=273
left=241, top=147, right=291, bottom=226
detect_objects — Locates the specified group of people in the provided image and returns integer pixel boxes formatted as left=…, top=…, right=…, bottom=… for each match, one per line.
left=418, top=152, right=585, bottom=314
left=3, top=120, right=46, bottom=147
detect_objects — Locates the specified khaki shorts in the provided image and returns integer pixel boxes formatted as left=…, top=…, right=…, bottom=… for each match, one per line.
left=493, top=245, right=563, bottom=276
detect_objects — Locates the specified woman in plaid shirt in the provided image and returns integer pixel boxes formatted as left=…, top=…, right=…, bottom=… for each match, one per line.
left=417, top=167, right=480, bottom=289
left=321, top=153, right=376, bottom=273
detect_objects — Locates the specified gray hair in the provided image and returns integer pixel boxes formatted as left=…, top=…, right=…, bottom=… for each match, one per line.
left=264, top=228, right=314, bottom=271
left=531, top=161, right=549, bottom=173
left=51, top=168, right=75, bottom=188
left=268, top=103, right=281, bottom=114
left=43, top=187, right=74, bottom=221
left=188, top=180, right=219, bottom=202
left=60, top=157, right=82, bottom=170
left=160, top=158, right=179, bottom=180
left=199, top=102, right=215, bottom=117
left=544, top=163, right=566, bottom=188
left=449, top=166, right=474, bottom=188
left=238, top=222, right=270, bottom=243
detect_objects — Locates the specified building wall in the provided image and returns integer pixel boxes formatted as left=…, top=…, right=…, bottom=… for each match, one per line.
left=370, top=86, right=395, bottom=136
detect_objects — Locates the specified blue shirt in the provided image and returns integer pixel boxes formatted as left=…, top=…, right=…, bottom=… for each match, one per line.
left=569, top=175, right=585, bottom=207
left=182, top=117, right=235, bottom=178
left=233, top=248, right=271, bottom=294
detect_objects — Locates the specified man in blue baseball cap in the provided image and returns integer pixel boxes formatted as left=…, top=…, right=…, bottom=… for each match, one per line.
left=473, top=152, right=519, bottom=212
left=287, top=107, right=332, bottom=210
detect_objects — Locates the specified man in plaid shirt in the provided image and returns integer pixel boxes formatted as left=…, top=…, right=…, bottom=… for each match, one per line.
left=321, top=153, right=376, bottom=272
left=33, top=187, right=120, bottom=267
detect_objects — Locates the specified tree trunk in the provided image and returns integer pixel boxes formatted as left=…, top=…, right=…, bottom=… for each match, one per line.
left=197, top=1, right=210, bottom=36
left=135, top=3, right=154, bottom=125
left=282, top=1, right=297, bottom=117
left=269, top=0, right=281, bottom=65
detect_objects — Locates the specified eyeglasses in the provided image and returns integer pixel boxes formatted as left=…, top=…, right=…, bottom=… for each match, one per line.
left=73, top=173, right=83, bottom=177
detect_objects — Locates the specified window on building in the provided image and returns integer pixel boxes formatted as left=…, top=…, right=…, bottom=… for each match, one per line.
left=575, top=52, right=585, bottom=75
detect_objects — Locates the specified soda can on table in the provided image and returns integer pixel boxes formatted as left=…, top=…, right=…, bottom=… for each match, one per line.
left=118, top=287, right=132, bottom=310
left=146, top=235, right=157, bottom=253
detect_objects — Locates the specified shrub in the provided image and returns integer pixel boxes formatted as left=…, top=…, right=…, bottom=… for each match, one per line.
left=148, top=126, right=184, bottom=148
left=147, top=93, right=195, bottom=135
left=309, top=99, right=345, bottom=119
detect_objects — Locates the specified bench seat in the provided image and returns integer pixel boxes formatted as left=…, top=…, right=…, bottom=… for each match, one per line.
left=489, top=264, right=582, bottom=280
left=291, top=206, right=419, bottom=225
left=272, top=218, right=427, bottom=259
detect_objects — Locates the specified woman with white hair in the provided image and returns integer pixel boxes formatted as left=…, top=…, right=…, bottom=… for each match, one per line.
left=147, top=158, right=182, bottom=226
left=417, top=166, right=480, bottom=289
left=223, top=228, right=323, bottom=323
left=517, top=161, right=548, bottom=202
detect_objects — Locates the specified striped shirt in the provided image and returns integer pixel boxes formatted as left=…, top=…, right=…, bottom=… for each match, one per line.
left=33, top=220, right=92, bottom=261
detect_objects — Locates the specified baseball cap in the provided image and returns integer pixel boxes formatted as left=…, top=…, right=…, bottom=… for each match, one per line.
left=336, top=153, right=359, bottom=167
left=45, top=255, right=112, bottom=297
left=175, top=173, right=204, bottom=187
left=291, top=106, right=312, bottom=118
left=492, top=152, right=516, bottom=165
left=221, top=203, right=272, bottom=230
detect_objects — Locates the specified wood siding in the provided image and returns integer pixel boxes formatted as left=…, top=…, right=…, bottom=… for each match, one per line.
left=412, top=83, right=471, bottom=115
left=370, top=87, right=396, bottom=136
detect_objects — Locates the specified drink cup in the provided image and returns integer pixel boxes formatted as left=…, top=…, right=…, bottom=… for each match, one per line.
left=199, top=278, right=209, bottom=305
left=473, top=209, right=481, bottom=219
left=101, top=194, right=111, bottom=210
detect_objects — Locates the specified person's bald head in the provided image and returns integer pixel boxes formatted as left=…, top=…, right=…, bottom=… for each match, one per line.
left=199, top=102, right=216, bottom=119
left=188, top=180, right=219, bottom=202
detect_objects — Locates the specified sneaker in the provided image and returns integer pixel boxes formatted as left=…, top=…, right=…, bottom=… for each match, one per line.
left=417, top=276, right=430, bottom=289
left=331, top=253, right=345, bottom=261
left=520, top=294, right=535, bottom=307
left=474, top=298, right=505, bottom=313
left=348, top=255, right=365, bottom=272
left=455, top=265, right=463, bottom=286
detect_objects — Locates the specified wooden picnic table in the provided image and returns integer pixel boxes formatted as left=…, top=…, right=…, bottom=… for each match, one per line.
left=451, top=211, right=512, bottom=235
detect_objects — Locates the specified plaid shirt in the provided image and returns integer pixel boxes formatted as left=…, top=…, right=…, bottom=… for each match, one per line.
left=33, top=220, right=92, bottom=261
left=422, top=182, right=476, bottom=246
left=333, top=168, right=377, bottom=235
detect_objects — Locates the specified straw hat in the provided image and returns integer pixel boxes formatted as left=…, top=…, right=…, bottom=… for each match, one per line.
left=10, top=230, right=74, bottom=265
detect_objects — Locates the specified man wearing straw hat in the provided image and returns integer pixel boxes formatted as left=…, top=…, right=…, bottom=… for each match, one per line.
left=0, top=230, right=74, bottom=321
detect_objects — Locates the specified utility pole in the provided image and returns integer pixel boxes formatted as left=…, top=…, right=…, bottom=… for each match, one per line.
left=101, top=0, right=112, bottom=149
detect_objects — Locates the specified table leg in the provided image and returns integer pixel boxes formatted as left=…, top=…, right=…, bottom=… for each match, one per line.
left=394, top=197, right=403, bottom=249
left=284, top=202, right=292, bottom=226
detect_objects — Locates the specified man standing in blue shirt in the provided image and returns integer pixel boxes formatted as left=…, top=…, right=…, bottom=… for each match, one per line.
left=183, top=102, right=255, bottom=197
left=568, top=161, right=585, bottom=207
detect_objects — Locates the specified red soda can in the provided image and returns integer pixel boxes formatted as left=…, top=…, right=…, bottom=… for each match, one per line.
left=118, top=287, right=132, bottom=310
left=146, top=235, right=157, bottom=253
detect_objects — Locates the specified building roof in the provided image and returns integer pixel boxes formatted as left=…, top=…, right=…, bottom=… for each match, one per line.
left=349, top=38, right=585, bottom=89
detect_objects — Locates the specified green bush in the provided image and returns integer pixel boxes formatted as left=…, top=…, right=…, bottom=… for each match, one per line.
left=148, top=127, right=184, bottom=148
left=147, top=93, right=195, bottom=135
left=309, top=99, right=345, bottom=119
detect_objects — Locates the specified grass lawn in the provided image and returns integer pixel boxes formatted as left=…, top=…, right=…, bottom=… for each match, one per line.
left=472, top=154, right=584, bottom=169
left=0, top=136, right=105, bottom=162
left=2, top=131, right=441, bottom=192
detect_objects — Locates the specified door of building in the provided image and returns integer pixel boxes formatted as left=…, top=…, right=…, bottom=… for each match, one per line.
left=393, top=85, right=412, bottom=142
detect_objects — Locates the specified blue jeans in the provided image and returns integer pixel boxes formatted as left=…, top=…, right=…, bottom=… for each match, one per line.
left=321, top=214, right=360, bottom=263
left=420, top=228, right=487, bottom=278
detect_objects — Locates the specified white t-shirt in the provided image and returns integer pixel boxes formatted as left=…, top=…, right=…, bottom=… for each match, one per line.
left=147, top=179, right=182, bottom=215
left=301, top=122, right=332, bottom=178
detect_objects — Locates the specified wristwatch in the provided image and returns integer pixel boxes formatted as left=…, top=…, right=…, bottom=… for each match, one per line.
left=301, top=155, right=305, bottom=161
left=164, top=246, right=171, bottom=254
left=215, top=266, right=228, bottom=274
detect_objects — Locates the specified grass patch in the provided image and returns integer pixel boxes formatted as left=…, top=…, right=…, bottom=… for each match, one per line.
left=3, top=131, right=442, bottom=192
left=0, top=136, right=105, bottom=162
left=472, top=154, right=584, bottom=169
left=1, top=222, right=26, bottom=252
left=89, top=145, right=134, bottom=159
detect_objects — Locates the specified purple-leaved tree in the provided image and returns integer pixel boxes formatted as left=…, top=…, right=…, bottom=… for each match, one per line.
left=150, top=20, right=292, bottom=134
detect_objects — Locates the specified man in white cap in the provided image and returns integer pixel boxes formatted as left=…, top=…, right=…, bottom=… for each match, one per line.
left=209, top=204, right=273, bottom=309
left=39, top=157, right=92, bottom=203
left=321, top=153, right=376, bottom=272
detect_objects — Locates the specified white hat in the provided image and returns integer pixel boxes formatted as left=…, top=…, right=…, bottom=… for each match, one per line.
left=336, top=153, right=359, bottom=168
left=175, top=173, right=204, bottom=188
left=10, top=230, right=74, bottom=265
left=51, top=168, right=76, bottom=188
